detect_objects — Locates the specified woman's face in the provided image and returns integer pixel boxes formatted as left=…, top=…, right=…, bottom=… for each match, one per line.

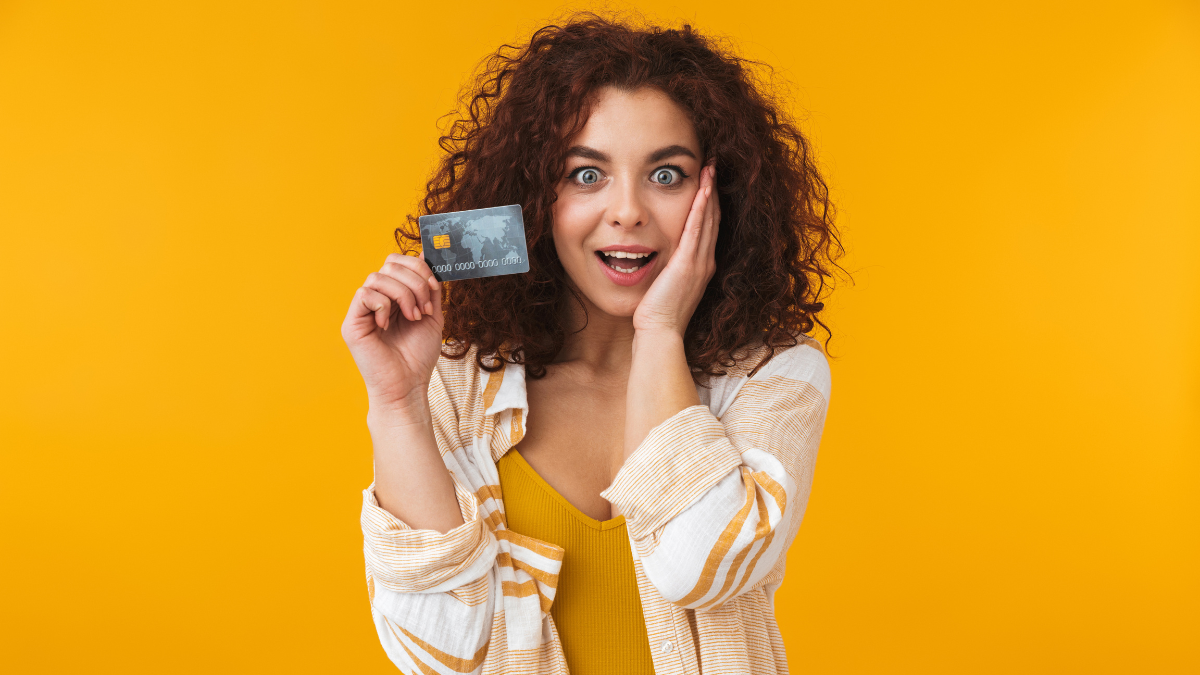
left=552, top=86, right=703, bottom=318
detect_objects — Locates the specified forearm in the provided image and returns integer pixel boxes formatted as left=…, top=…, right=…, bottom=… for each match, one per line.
left=623, top=330, right=701, bottom=462
left=367, top=388, right=466, bottom=534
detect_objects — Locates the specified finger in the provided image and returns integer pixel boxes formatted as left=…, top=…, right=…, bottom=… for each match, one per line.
left=427, top=274, right=444, bottom=318
left=364, top=271, right=422, bottom=322
left=356, top=286, right=395, bottom=331
left=698, top=168, right=720, bottom=262
left=381, top=262, right=434, bottom=314
left=385, top=252, right=438, bottom=281
left=678, top=168, right=712, bottom=254
left=689, top=166, right=718, bottom=260
left=385, top=253, right=439, bottom=314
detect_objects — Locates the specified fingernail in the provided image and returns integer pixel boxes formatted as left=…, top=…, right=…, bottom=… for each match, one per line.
left=424, top=302, right=433, bottom=315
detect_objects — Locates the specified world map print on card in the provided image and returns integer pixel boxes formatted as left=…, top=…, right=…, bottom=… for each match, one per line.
left=418, top=205, right=531, bottom=282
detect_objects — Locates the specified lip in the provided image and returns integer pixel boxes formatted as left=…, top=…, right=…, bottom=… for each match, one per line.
left=594, top=250, right=658, bottom=286
left=597, top=244, right=656, bottom=254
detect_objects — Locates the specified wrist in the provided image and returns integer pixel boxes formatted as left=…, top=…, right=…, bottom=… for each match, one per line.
left=367, top=387, right=431, bottom=428
left=631, top=328, right=688, bottom=368
left=633, top=327, right=686, bottom=349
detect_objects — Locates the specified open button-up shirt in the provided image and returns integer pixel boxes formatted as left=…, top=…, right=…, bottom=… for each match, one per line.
left=361, top=337, right=831, bottom=674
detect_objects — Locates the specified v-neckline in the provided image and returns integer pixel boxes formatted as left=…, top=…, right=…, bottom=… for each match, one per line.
left=506, top=448, right=627, bottom=531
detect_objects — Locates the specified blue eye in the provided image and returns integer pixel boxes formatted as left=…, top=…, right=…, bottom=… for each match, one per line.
left=577, top=169, right=600, bottom=185
left=652, top=167, right=682, bottom=185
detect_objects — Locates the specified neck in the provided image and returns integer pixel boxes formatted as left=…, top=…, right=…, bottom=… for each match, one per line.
left=552, top=291, right=636, bottom=376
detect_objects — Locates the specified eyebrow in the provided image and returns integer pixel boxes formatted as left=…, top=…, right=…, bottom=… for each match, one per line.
left=565, top=146, right=610, bottom=162
left=647, top=145, right=697, bottom=163
left=564, top=144, right=699, bottom=164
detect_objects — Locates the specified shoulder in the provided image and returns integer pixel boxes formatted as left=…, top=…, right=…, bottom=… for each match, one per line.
left=431, top=341, right=520, bottom=418
left=747, top=335, right=831, bottom=402
left=431, top=341, right=485, bottom=409
left=701, top=335, right=831, bottom=415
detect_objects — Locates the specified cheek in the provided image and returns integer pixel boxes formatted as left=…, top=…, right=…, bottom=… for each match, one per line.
left=652, top=191, right=697, bottom=251
left=550, top=197, right=597, bottom=263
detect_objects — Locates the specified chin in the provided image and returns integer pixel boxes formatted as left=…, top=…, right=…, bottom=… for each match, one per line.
left=586, top=290, right=643, bottom=319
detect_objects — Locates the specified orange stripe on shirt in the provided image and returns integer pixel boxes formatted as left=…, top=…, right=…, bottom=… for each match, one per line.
left=674, top=466, right=757, bottom=606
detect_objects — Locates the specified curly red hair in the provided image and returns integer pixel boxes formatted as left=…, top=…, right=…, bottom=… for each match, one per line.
left=396, top=14, right=844, bottom=379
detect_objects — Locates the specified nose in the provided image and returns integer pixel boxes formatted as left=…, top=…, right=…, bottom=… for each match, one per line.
left=606, top=175, right=647, bottom=230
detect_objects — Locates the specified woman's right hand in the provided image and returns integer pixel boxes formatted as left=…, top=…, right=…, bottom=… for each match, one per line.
left=341, top=253, right=444, bottom=411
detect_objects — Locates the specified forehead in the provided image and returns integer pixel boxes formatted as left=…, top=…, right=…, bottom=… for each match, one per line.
left=571, top=86, right=699, bottom=156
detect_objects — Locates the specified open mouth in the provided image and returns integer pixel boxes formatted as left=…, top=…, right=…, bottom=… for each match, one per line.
left=595, top=250, right=657, bottom=274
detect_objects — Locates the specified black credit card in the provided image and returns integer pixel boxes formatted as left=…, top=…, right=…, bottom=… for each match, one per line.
left=418, top=205, right=530, bottom=282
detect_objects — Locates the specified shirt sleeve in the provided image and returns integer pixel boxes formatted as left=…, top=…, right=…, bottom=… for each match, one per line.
left=360, top=366, right=499, bottom=673
left=599, top=340, right=831, bottom=611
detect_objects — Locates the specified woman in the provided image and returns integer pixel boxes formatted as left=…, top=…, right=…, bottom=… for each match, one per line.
left=341, top=15, right=841, bottom=675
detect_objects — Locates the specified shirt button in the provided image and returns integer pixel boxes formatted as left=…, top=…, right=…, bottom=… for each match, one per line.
left=659, top=640, right=674, bottom=654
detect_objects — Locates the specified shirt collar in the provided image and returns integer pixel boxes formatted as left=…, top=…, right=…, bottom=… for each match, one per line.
left=483, top=358, right=528, bottom=417
left=480, top=358, right=530, bottom=464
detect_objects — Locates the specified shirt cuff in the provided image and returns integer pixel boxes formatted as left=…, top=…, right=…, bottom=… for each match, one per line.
left=599, top=404, right=743, bottom=542
left=361, top=476, right=493, bottom=594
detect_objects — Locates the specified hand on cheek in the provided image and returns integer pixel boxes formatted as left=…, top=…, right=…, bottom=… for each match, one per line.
left=632, top=164, right=720, bottom=335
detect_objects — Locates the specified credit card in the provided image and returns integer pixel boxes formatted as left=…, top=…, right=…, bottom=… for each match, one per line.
left=418, top=205, right=531, bottom=282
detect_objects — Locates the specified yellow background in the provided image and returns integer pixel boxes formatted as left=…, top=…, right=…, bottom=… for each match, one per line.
left=2, top=1, right=1197, bottom=672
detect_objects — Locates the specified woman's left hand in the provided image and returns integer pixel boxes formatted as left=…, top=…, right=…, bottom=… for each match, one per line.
left=633, top=163, right=720, bottom=336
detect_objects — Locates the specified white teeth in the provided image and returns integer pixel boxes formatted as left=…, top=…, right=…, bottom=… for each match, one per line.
left=599, top=250, right=652, bottom=274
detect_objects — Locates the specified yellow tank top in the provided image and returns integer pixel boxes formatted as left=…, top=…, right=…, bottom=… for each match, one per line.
left=496, top=448, right=656, bottom=674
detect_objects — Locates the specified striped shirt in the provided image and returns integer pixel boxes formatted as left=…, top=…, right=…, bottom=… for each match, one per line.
left=361, top=336, right=831, bottom=674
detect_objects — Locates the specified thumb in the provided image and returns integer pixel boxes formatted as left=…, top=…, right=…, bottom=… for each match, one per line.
left=428, top=275, right=444, bottom=318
